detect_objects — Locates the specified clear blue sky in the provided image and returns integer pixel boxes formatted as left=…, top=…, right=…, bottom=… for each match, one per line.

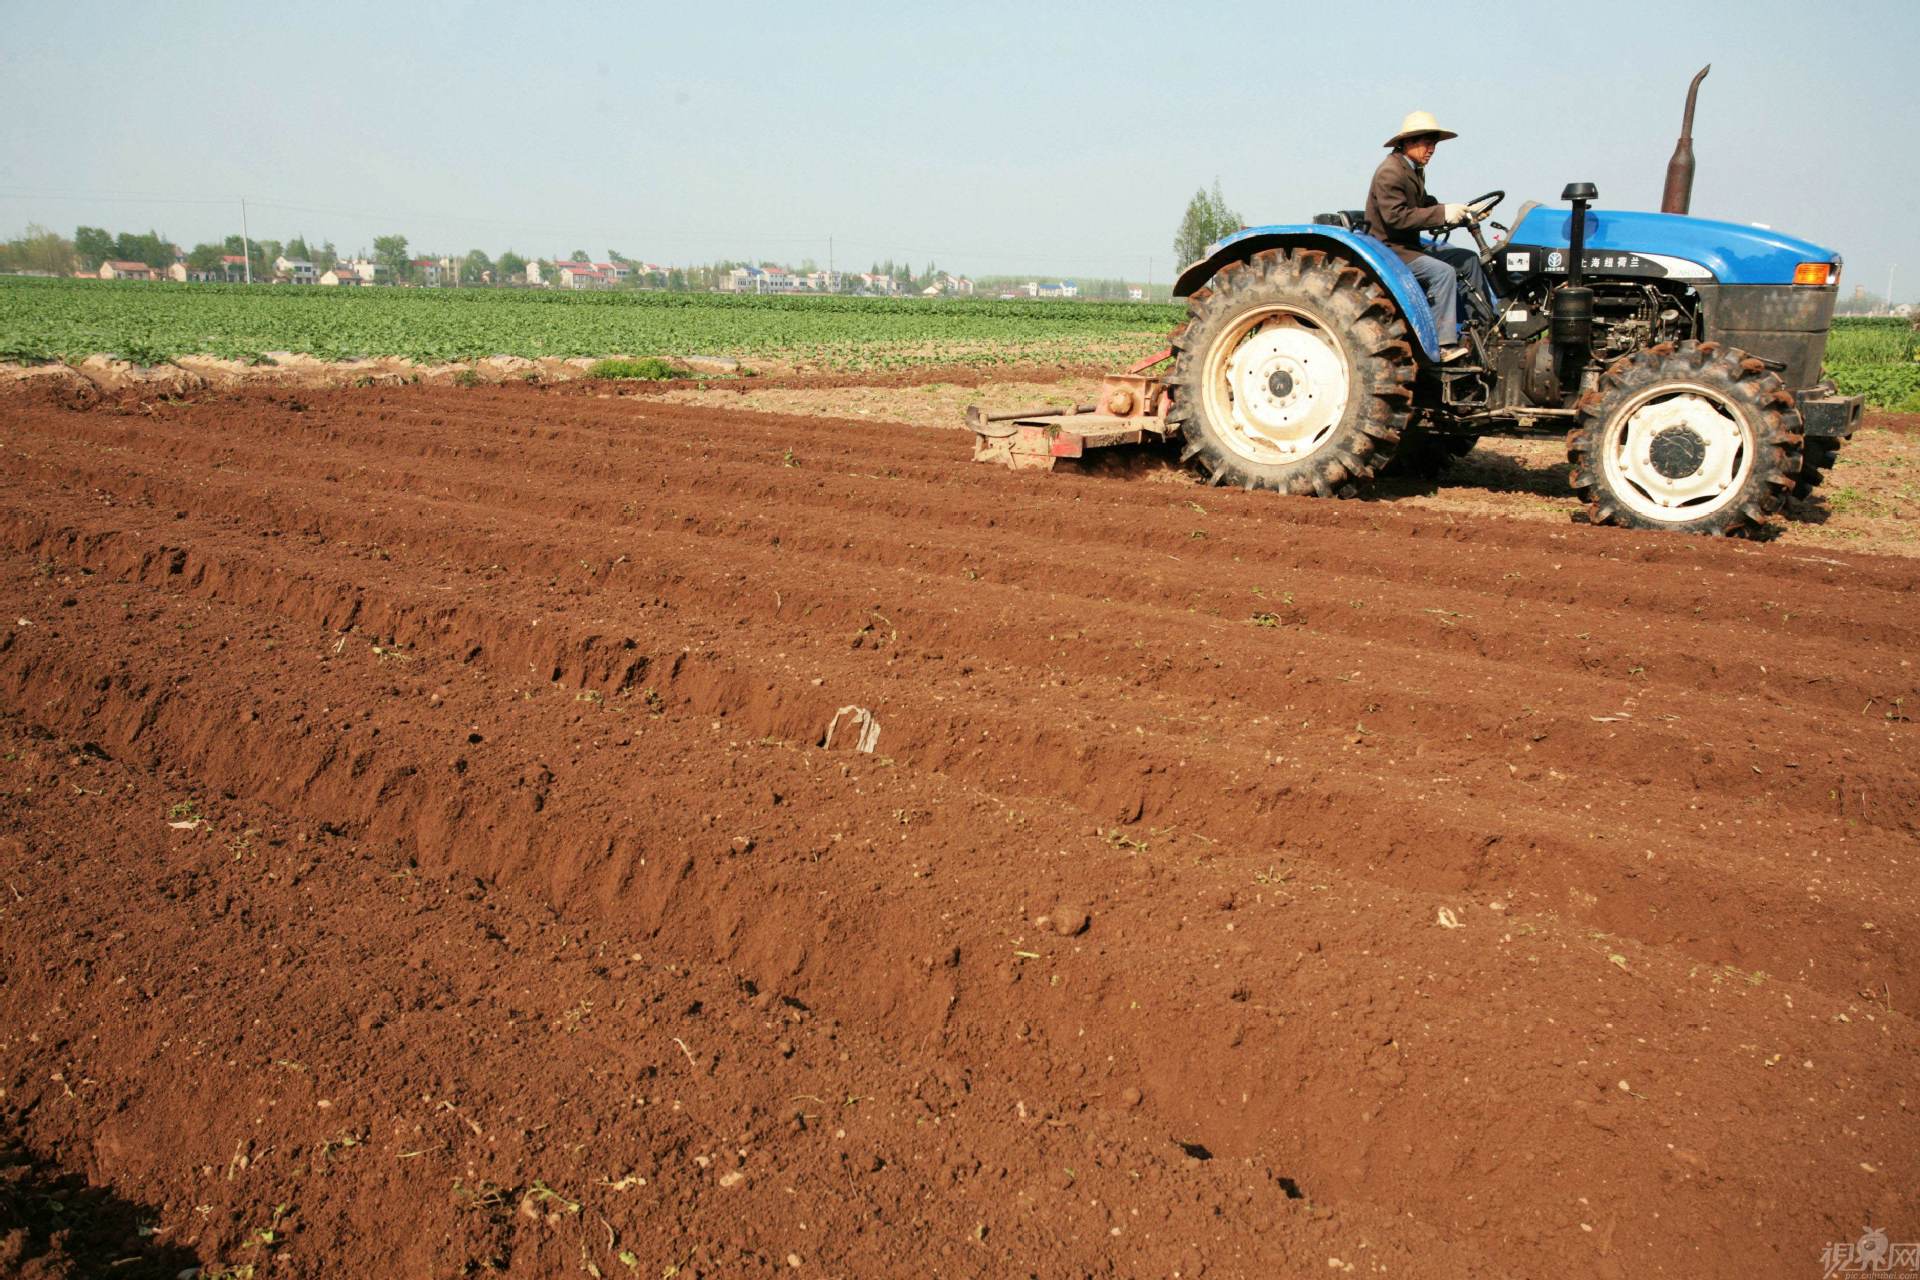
left=2, top=0, right=1913, bottom=297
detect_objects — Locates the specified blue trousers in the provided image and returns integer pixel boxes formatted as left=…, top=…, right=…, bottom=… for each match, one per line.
left=1407, top=244, right=1492, bottom=346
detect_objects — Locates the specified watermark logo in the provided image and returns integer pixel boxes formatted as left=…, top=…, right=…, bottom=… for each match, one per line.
left=1822, top=1227, right=1920, bottom=1277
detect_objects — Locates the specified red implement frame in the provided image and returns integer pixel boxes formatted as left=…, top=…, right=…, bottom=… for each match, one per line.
left=967, top=351, right=1175, bottom=472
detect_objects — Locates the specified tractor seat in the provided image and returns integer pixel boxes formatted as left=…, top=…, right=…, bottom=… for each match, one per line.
left=1312, top=210, right=1372, bottom=234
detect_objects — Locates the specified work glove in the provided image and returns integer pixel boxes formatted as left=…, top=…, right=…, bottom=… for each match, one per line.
left=1442, top=203, right=1469, bottom=225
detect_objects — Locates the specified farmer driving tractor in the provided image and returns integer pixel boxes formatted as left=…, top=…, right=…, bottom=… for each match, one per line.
left=1367, top=110, right=1494, bottom=363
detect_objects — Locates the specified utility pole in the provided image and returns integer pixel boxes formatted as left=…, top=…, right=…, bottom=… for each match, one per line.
left=829, top=234, right=834, bottom=289
left=1888, top=264, right=1897, bottom=314
left=240, top=196, right=253, bottom=284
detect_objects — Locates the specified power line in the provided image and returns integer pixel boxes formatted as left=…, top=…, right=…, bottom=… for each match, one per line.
left=246, top=196, right=827, bottom=246
left=0, top=190, right=238, bottom=206
left=7, top=187, right=822, bottom=248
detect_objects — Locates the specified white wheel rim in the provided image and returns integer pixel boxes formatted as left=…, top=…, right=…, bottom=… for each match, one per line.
left=1200, top=307, right=1351, bottom=465
left=1601, top=383, right=1754, bottom=522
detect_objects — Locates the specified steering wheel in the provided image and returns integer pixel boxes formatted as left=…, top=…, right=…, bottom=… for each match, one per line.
left=1461, top=190, right=1505, bottom=223
left=1425, top=188, right=1505, bottom=253
left=1461, top=189, right=1505, bottom=255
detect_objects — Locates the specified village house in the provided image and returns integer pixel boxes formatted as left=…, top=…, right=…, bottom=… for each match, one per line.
left=99, top=260, right=157, bottom=281
left=725, top=265, right=808, bottom=293
left=558, top=265, right=611, bottom=290
left=593, top=261, right=632, bottom=283
left=168, top=255, right=248, bottom=283
left=273, top=256, right=317, bottom=284
left=318, top=266, right=360, bottom=287
left=409, top=258, right=443, bottom=287
left=537, top=260, right=593, bottom=288
left=920, top=273, right=976, bottom=297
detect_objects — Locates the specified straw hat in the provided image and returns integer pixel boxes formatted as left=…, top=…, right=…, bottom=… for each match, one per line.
left=1384, top=110, right=1458, bottom=148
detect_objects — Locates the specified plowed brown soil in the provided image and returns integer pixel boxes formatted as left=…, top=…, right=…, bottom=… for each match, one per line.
left=1, top=381, right=1916, bottom=1279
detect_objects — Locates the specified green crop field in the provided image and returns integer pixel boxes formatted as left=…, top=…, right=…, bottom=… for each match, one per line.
left=0, top=276, right=1183, bottom=373
left=1, top=276, right=1913, bottom=405
left=1825, top=317, right=1920, bottom=411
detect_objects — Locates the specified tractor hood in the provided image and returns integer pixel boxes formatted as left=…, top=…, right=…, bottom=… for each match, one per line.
left=1506, top=207, right=1840, bottom=286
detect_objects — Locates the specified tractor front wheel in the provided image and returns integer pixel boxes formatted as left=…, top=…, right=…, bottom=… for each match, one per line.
left=1568, top=341, right=1802, bottom=537
left=1168, top=247, right=1415, bottom=495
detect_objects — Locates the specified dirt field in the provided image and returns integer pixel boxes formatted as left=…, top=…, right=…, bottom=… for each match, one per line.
left=1, top=376, right=1916, bottom=1278
left=664, top=379, right=1920, bottom=557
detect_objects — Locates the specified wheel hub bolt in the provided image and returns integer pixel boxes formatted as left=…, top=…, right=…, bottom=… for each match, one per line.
left=1649, top=425, right=1708, bottom=479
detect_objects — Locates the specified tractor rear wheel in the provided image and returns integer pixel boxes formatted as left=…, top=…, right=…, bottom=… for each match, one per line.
left=1167, top=247, right=1414, bottom=495
left=1568, top=341, right=1802, bottom=537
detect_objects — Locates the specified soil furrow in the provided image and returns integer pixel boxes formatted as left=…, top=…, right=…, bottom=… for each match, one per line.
left=2, top=712, right=1404, bottom=1278
left=14, top=391, right=1920, bottom=615
left=7, top=432, right=1917, bottom=777
left=1, top=568, right=1913, bottom=1280
left=3, top=384, right=1916, bottom=1278
left=4, top=507, right=1914, bottom=1005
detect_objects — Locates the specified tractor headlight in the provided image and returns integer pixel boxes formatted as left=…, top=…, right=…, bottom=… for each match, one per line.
left=1793, top=262, right=1836, bottom=286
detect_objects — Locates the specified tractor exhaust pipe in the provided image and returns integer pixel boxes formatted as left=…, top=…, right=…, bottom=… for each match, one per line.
left=1660, top=64, right=1710, bottom=215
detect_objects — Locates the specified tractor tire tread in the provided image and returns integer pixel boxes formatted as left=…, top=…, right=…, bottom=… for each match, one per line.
left=1567, top=339, right=1802, bottom=538
left=1792, top=434, right=1845, bottom=501
left=1170, top=245, right=1412, bottom=497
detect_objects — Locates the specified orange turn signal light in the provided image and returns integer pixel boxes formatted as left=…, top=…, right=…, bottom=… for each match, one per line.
left=1793, top=262, right=1834, bottom=286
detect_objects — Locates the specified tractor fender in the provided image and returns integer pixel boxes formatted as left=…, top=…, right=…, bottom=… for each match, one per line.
left=1173, top=226, right=1441, bottom=362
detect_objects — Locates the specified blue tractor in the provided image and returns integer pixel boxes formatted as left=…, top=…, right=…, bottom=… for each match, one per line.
left=970, top=70, right=1862, bottom=537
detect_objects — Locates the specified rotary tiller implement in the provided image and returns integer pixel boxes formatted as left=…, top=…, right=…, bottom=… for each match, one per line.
left=966, top=350, right=1174, bottom=472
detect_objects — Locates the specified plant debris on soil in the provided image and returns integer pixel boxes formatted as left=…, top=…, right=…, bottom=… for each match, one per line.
left=0, top=375, right=1915, bottom=1278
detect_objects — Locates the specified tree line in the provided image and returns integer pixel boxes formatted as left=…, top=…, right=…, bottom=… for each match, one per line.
left=1, top=219, right=1188, bottom=296
left=970, top=276, right=1173, bottom=302
left=0, top=223, right=961, bottom=293
left=0, top=224, right=343, bottom=281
